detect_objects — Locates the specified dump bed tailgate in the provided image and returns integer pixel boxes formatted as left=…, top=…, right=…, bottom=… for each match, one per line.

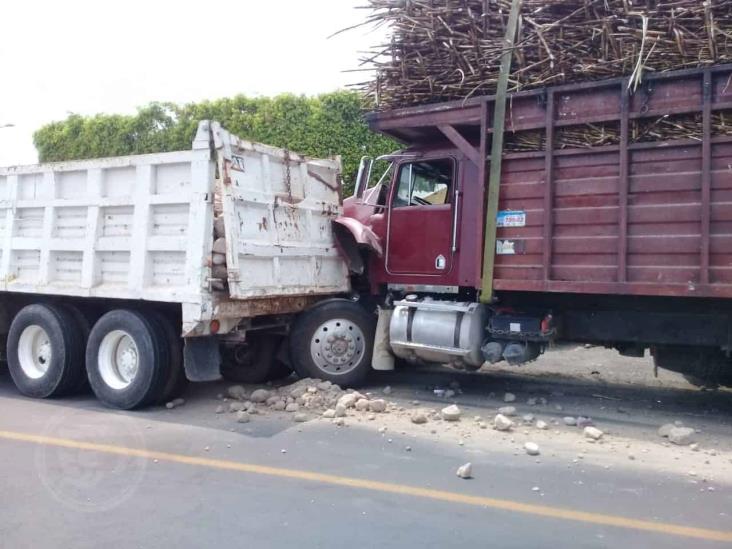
left=212, top=123, right=350, bottom=300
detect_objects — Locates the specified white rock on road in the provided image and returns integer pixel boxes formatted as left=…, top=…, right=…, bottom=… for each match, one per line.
left=456, top=463, right=473, bottom=479
left=355, top=399, right=370, bottom=411
left=337, top=393, right=359, bottom=409
left=236, top=411, right=251, bottom=423
left=658, top=423, right=676, bottom=438
left=536, top=420, right=549, bottom=430
left=369, top=399, right=387, bottom=413
left=411, top=412, right=428, bottom=425
left=563, top=417, right=577, bottom=426
left=504, top=393, right=516, bottom=403
left=668, top=427, right=696, bottom=446
left=498, top=406, right=517, bottom=417
left=293, top=413, right=308, bottom=423
left=227, top=385, right=247, bottom=400
left=322, top=409, right=336, bottom=419
left=493, top=414, right=514, bottom=431
left=584, top=426, right=604, bottom=440
left=250, top=389, right=271, bottom=403
left=285, top=403, right=299, bottom=413
left=524, top=442, right=540, bottom=456
left=441, top=405, right=462, bottom=421
left=334, top=404, right=347, bottom=417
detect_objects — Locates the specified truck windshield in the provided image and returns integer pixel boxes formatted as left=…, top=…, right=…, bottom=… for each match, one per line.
left=394, top=159, right=453, bottom=207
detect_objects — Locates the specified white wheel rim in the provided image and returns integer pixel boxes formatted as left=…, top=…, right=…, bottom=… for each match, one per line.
left=309, top=318, right=365, bottom=376
left=98, top=330, right=139, bottom=390
left=18, top=325, right=52, bottom=379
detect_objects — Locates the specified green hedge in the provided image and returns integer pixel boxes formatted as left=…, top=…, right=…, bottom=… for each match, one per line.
left=33, top=91, right=397, bottom=195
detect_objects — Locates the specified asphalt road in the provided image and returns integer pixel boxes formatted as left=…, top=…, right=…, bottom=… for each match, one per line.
left=1, top=361, right=731, bottom=549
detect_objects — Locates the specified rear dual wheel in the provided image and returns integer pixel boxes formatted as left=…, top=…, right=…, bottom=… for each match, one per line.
left=86, top=309, right=180, bottom=410
left=7, top=304, right=87, bottom=398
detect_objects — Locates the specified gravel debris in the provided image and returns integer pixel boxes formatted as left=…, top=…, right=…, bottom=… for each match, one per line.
left=236, top=411, right=250, bottom=423
left=165, top=398, right=185, bottom=410
left=250, top=389, right=271, bottom=403
left=293, top=413, right=308, bottom=423
left=369, top=399, right=387, bottom=413
left=441, top=404, right=462, bottom=421
left=456, top=463, right=473, bottom=479
left=584, top=426, right=604, bottom=440
left=668, top=427, right=696, bottom=446
left=493, top=414, right=514, bottom=431
left=411, top=412, right=429, bottom=424
left=227, top=385, right=247, bottom=400
left=504, top=392, right=517, bottom=403
left=563, top=417, right=577, bottom=426
left=498, top=406, right=517, bottom=417
left=536, top=420, right=549, bottom=430
left=524, top=442, right=541, bottom=456
left=383, top=386, right=392, bottom=395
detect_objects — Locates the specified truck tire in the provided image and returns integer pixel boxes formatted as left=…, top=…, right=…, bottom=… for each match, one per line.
left=86, top=309, right=170, bottom=410
left=148, top=310, right=188, bottom=403
left=59, top=303, right=96, bottom=392
left=221, top=335, right=292, bottom=384
left=289, top=299, right=375, bottom=387
left=6, top=303, right=86, bottom=398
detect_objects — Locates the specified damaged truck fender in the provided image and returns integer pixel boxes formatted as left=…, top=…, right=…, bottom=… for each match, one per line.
left=333, top=217, right=383, bottom=275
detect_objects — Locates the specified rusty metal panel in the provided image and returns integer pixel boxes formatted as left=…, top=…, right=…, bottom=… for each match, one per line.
left=212, top=124, right=350, bottom=300
left=370, top=64, right=732, bottom=299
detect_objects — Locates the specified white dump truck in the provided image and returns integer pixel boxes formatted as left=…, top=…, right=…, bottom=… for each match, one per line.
left=0, top=121, right=373, bottom=409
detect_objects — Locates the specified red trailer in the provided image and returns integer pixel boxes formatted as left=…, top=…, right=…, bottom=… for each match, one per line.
left=327, top=63, right=732, bottom=388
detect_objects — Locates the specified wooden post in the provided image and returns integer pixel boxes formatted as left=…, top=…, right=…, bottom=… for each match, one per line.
left=480, top=0, right=522, bottom=303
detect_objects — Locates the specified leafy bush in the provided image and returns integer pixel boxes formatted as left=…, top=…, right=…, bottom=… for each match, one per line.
left=33, top=91, right=397, bottom=195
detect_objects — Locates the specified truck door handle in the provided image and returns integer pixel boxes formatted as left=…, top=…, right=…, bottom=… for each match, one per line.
left=451, top=190, right=461, bottom=253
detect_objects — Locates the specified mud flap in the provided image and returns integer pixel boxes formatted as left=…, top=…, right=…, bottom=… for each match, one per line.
left=184, top=337, right=222, bottom=381
left=372, top=307, right=395, bottom=371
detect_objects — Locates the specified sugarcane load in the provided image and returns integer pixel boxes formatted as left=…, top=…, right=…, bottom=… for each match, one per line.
left=361, top=0, right=732, bottom=109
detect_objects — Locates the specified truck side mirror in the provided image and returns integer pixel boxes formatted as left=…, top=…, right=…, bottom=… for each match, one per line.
left=354, top=156, right=373, bottom=199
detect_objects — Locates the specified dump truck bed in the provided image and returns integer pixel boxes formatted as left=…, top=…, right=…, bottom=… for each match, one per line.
left=0, top=121, right=349, bottom=334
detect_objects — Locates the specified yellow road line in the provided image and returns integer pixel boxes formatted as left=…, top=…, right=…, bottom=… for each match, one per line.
left=1, top=429, right=730, bottom=543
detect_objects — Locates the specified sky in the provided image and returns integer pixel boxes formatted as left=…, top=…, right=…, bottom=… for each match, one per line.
left=0, top=0, right=385, bottom=166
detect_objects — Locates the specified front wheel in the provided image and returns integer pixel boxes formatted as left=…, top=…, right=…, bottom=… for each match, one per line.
left=289, top=299, right=375, bottom=387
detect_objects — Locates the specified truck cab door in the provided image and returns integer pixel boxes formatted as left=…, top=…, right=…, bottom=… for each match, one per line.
left=386, top=158, right=457, bottom=276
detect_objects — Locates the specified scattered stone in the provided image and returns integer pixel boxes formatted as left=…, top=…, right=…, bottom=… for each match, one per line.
left=411, top=412, right=429, bottom=424
left=522, top=414, right=535, bottom=424
left=229, top=401, right=246, bottom=413
left=441, top=404, right=462, bottom=421
left=285, top=402, right=300, bottom=413
left=333, top=418, right=345, bottom=426
left=493, top=414, right=514, bottom=431
left=322, top=409, right=336, bottom=419
left=383, top=386, right=392, bottom=395
left=532, top=486, right=540, bottom=492
left=498, top=406, right=517, bottom=417
left=524, top=442, right=541, bottom=456
left=444, top=389, right=456, bottom=399
left=272, top=401, right=287, bottom=411
left=215, top=405, right=225, bottom=414
left=227, top=385, right=247, bottom=400
left=293, top=413, right=308, bottom=423
left=536, top=420, right=549, bottom=430
left=236, top=411, right=250, bottom=423
left=336, top=393, right=357, bottom=409
left=668, top=427, right=696, bottom=446
left=368, top=414, right=376, bottom=421
left=355, top=399, right=370, bottom=411
left=378, top=427, right=387, bottom=434
left=584, top=426, right=604, bottom=440
left=690, top=443, right=700, bottom=452
left=165, top=398, right=185, bottom=409
left=504, top=392, right=516, bottom=403
left=266, top=395, right=281, bottom=406
left=456, top=463, right=473, bottom=479
left=658, top=423, right=676, bottom=438
left=405, top=446, right=412, bottom=452
left=369, top=399, right=387, bottom=413
left=563, top=417, right=577, bottom=426
left=628, top=454, right=636, bottom=461
left=576, top=416, right=594, bottom=428
left=204, top=446, right=210, bottom=452
left=250, top=389, right=271, bottom=403
left=335, top=404, right=347, bottom=417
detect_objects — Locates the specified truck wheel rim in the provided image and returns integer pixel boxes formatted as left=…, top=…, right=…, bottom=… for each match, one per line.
left=98, top=330, right=139, bottom=390
left=310, top=318, right=365, bottom=375
left=18, top=325, right=52, bottom=379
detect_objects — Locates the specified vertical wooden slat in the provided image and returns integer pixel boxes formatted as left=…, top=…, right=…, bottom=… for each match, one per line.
left=701, top=69, right=712, bottom=285
left=618, top=84, right=630, bottom=283
left=543, top=91, right=555, bottom=283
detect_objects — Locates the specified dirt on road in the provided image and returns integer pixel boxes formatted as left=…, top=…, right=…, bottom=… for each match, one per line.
left=164, top=346, right=732, bottom=486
